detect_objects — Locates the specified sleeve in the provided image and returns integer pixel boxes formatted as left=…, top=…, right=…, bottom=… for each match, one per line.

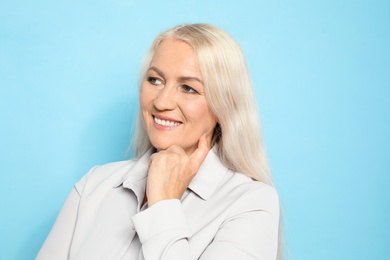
left=132, top=186, right=280, bottom=260
left=132, top=199, right=193, bottom=260
left=35, top=171, right=90, bottom=260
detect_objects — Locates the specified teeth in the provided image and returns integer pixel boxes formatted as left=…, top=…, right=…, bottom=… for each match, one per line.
left=154, top=117, right=180, bottom=127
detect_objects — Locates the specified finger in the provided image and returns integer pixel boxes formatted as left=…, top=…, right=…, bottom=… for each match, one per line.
left=166, top=144, right=187, bottom=155
left=190, top=134, right=210, bottom=168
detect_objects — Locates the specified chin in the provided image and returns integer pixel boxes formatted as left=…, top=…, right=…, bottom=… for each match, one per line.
left=151, top=140, right=190, bottom=153
left=150, top=140, right=175, bottom=151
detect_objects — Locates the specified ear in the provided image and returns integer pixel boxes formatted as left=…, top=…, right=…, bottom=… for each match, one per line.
left=213, top=114, right=220, bottom=123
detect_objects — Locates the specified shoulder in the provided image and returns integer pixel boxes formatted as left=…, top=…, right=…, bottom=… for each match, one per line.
left=74, top=159, right=138, bottom=195
left=88, top=160, right=137, bottom=177
left=220, top=171, right=280, bottom=216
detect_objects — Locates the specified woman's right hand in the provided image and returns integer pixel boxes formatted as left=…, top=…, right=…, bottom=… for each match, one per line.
left=146, top=134, right=209, bottom=207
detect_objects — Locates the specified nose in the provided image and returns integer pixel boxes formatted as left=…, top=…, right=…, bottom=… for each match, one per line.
left=153, top=83, right=177, bottom=111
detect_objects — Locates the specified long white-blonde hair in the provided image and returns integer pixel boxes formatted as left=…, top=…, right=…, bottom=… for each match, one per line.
left=134, top=23, right=271, bottom=184
left=133, top=23, right=283, bottom=260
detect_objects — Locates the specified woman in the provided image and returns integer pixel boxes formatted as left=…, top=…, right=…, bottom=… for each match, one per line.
left=37, top=24, right=280, bottom=260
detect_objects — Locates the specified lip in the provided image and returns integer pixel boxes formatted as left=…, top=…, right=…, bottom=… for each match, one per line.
left=152, top=114, right=182, bottom=130
left=153, top=114, right=182, bottom=123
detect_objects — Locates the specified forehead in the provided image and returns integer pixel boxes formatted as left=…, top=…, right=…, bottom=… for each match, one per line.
left=154, top=37, right=193, bottom=57
left=150, top=38, right=201, bottom=77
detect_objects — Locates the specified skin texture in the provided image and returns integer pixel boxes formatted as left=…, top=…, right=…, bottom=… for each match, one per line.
left=140, top=38, right=218, bottom=206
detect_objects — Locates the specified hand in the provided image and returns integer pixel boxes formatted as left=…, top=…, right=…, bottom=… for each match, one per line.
left=146, top=134, right=210, bottom=207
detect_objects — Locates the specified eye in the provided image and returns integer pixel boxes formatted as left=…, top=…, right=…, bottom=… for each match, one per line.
left=147, top=77, right=163, bottom=85
left=181, top=84, right=198, bottom=94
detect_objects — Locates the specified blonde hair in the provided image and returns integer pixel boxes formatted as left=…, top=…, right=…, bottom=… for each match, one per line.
left=133, top=23, right=283, bottom=260
left=135, top=23, right=271, bottom=184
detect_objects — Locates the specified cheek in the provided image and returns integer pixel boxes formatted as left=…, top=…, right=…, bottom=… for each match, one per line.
left=185, top=101, right=217, bottom=129
left=139, top=84, right=152, bottom=109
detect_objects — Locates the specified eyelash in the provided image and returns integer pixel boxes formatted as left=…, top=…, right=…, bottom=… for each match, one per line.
left=181, top=85, right=198, bottom=94
left=147, top=77, right=199, bottom=94
left=147, top=77, right=162, bottom=85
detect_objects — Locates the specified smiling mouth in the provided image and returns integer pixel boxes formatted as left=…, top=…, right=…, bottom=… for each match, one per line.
left=153, top=116, right=181, bottom=127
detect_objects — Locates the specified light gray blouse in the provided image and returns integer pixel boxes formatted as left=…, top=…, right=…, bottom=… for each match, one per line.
left=37, top=148, right=279, bottom=260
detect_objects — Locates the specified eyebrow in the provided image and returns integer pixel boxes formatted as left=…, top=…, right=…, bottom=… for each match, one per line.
left=148, top=66, right=203, bottom=84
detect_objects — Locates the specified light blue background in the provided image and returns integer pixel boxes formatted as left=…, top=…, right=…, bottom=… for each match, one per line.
left=1, top=0, right=389, bottom=259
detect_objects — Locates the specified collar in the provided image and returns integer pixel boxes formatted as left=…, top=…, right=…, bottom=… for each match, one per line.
left=112, top=148, right=153, bottom=205
left=187, top=146, right=229, bottom=200
left=113, top=146, right=229, bottom=202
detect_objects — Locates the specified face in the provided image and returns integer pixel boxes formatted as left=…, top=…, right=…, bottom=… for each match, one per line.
left=140, top=37, right=218, bottom=156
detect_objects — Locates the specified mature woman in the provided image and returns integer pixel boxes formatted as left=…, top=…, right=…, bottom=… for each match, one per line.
left=37, top=24, right=280, bottom=260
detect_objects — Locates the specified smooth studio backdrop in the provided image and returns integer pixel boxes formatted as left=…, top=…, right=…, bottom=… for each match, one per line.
left=1, top=1, right=389, bottom=259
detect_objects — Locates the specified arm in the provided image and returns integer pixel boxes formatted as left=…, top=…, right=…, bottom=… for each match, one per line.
left=137, top=134, right=279, bottom=259
left=132, top=199, right=192, bottom=259
left=132, top=187, right=280, bottom=260
left=36, top=173, right=88, bottom=260
left=133, top=135, right=208, bottom=259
